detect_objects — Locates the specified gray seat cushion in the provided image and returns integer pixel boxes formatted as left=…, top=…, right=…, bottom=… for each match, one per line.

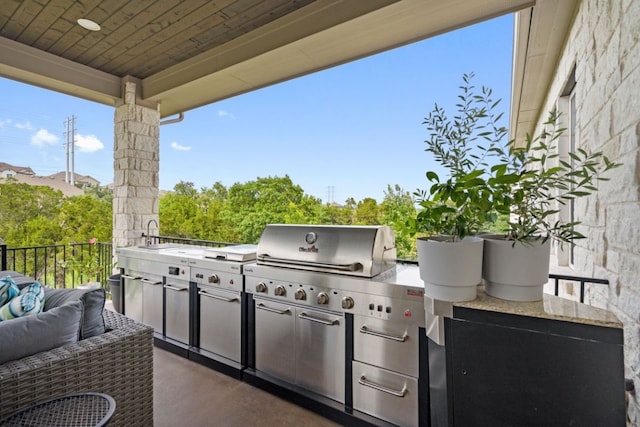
left=0, top=300, right=83, bottom=364
left=44, top=287, right=106, bottom=339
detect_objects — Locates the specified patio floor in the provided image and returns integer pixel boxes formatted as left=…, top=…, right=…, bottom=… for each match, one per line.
left=153, top=347, right=341, bottom=427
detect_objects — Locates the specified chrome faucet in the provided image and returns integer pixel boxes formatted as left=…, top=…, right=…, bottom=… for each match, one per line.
left=146, top=219, right=158, bottom=247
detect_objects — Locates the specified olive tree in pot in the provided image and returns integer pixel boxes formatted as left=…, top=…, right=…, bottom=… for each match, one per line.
left=408, top=73, right=501, bottom=302
left=484, top=110, right=621, bottom=301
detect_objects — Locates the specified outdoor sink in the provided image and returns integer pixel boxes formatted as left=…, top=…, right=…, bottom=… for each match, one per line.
left=136, top=243, right=178, bottom=250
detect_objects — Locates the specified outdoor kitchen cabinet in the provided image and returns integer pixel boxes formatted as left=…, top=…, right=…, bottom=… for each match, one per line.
left=254, top=297, right=346, bottom=404
left=141, top=273, right=163, bottom=333
left=425, top=289, right=625, bottom=427
left=122, top=270, right=143, bottom=323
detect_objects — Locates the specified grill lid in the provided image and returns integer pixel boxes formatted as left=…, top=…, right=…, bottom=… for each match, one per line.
left=256, top=224, right=396, bottom=277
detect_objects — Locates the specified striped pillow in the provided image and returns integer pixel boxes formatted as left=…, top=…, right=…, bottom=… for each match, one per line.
left=0, top=281, right=45, bottom=321
left=0, top=276, right=19, bottom=306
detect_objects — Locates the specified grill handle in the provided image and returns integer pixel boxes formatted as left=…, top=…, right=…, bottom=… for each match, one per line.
left=164, top=284, right=188, bottom=292
left=256, top=303, right=291, bottom=315
left=257, top=255, right=362, bottom=272
left=141, top=278, right=162, bottom=285
left=359, top=325, right=408, bottom=342
left=358, top=375, right=407, bottom=397
left=298, top=312, right=339, bottom=326
left=198, top=290, right=239, bottom=303
left=122, top=274, right=142, bottom=280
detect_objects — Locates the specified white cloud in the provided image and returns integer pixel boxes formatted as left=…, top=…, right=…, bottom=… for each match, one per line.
left=0, top=118, right=12, bottom=128
left=31, top=128, right=59, bottom=146
left=170, top=141, right=191, bottom=151
left=75, top=134, right=104, bottom=153
left=15, top=121, right=34, bottom=130
left=218, top=110, right=236, bottom=120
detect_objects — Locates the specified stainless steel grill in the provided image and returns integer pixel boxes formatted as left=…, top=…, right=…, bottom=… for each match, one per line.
left=245, top=224, right=424, bottom=426
left=255, top=224, right=396, bottom=277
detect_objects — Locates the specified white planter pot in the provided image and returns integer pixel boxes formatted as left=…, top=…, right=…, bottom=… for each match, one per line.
left=482, top=236, right=551, bottom=302
left=417, top=236, right=483, bottom=302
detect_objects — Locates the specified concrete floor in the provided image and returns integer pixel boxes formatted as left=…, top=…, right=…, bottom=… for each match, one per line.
left=153, top=347, right=341, bottom=427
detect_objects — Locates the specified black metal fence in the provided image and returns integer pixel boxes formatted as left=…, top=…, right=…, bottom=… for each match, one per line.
left=0, top=242, right=113, bottom=289
left=0, top=238, right=610, bottom=302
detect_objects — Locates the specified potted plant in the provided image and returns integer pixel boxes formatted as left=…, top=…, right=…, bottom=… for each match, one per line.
left=483, top=110, right=621, bottom=301
left=408, top=73, right=502, bottom=302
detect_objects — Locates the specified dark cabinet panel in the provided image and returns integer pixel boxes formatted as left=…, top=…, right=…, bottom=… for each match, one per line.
left=441, top=311, right=625, bottom=426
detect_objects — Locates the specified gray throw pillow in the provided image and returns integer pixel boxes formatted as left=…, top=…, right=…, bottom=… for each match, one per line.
left=0, top=300, right=83, bottom=364
left=44, top=288, right=106, bottom=339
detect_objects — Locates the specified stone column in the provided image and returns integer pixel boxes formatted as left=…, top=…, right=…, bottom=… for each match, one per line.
left=113, top=80, right=160, bottom=250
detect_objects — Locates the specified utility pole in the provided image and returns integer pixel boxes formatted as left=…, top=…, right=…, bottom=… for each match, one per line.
left=327, top=185, right=335, bottom=204
left=63, top=116, right=76, bottom=185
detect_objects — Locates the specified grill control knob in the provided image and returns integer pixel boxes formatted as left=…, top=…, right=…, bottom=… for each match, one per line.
left=317, top=292, right=329, bottom=305
left=341, top=296, right=355, bottom=310
left=208, top=274, right=219, bottom=284
left=274, top=285, right=286, bottom=297
left=256, top=282, right=267, bottom=293
left=294, top=288, right=307, bottom=301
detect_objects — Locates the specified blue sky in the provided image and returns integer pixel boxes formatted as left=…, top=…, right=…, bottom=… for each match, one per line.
left=0, top=14, right=513, bottom=203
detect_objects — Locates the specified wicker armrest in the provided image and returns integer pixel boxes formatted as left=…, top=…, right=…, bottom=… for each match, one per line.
left=0, top=310, right=154, bottom=427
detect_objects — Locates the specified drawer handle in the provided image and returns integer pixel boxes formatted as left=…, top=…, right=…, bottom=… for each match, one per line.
left=122, top=274, right=142, bottom=280
left=359, top=375, right=407, bottom=397
left=256, top=303, right=291, bottom=315
left=141, top=279, right=162, bottom=285
left=198, top=291, right=238, bottom=303
left=164, top=284, right=188, bottom=292
left=298, top=312, right=339, bottom=326
left=360, top=325, right=408, bottom=342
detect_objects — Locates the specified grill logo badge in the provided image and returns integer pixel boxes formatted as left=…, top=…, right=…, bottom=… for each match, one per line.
left=300, top=232, right=319, bottom=253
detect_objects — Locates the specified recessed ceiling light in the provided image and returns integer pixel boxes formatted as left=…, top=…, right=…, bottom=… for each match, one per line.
left=77, top=18, right=101, bottom=31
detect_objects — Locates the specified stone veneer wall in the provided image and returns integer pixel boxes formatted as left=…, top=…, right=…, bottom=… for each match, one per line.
left=113, top=81, right=160, bottom=250
left=531, top=0, right=640, bottom=423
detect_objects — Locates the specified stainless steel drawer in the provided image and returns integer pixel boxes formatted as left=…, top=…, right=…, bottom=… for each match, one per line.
left=352, top=361, right=418, bottom=427
left=164, top=279, right=190, bottom=344
left=353, top=314, right=419, bottom=377
left=199, top=287, right=242, bottom=363
left=142, top=274, right=163, bottom=333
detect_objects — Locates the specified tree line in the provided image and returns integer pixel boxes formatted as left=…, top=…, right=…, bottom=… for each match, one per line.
left=0, top=176, right=419, bottom=259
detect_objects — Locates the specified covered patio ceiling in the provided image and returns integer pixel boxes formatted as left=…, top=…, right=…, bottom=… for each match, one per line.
left=1, top=0, right=534, bottom=119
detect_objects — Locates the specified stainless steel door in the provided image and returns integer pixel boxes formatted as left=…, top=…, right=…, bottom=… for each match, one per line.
left=352, top=360, right=418, bottom=427
left=142, top=275, right=163, bottom=333
left=198, top=286, right=242, bottom=362
left=353, top=314, right=419, bottom=377
left=254, top=298, right=295, bottom=384
left=123, top=271, right=143, bottom=322
left=295, top=307, right=345, bottom=403
left=164, top=278, right=190, bottom=344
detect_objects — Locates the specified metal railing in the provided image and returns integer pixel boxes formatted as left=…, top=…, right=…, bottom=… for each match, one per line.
left=143, top=234, right=235, bottom=248
left=0, top=238, right=610, bottom=303
left=549, top=273, right=609, bottom=304
left=0, top=242, right=113, bottom=289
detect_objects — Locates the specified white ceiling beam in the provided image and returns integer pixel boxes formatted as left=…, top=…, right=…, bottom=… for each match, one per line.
left=0, top=36, right=121, bottom=105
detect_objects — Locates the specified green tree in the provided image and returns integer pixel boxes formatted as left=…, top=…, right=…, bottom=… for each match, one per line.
left=159, top=182, right=201, bottom=238
left=0, top=180, right=63, bottom=246
left=354, top=198, right=380, bottom=224
left=58, top=195, right=112, bottom=244
left=380, top=185, right=417, bottom=259
left=219, top=176, right=307, bottom=243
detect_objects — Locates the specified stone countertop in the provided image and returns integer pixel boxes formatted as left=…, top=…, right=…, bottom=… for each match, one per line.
left=454, top=286, right=622, bottom=329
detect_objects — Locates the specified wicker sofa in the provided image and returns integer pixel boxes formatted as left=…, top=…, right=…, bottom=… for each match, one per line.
left=0, top=308, right=154, bottom=426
